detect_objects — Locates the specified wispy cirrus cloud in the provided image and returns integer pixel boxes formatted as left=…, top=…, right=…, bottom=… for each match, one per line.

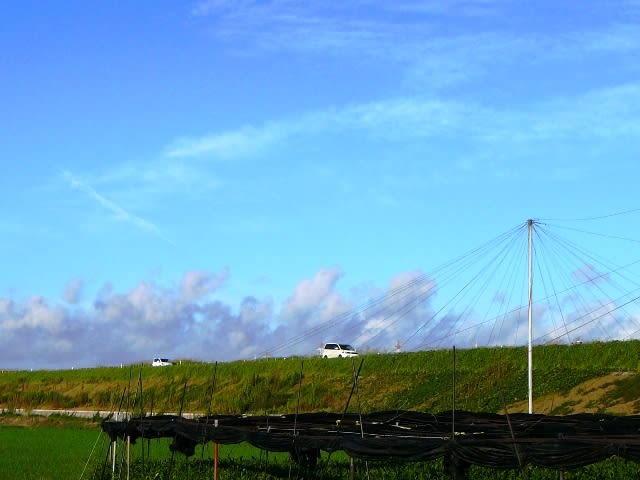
left=164, top=82, right=640, bottom=160
left=492, top=83, right=640, bottom=142
left=164, top=123, right=290, bottom=159
left=163, top=98, right=475, bottom=159
left=191, top=0, right=501, bottom=47
left=61, top=170, right=174, bottom=245
left=190, top=1, right=640, bottom=89
left=190, top=0, right=504, bottom=90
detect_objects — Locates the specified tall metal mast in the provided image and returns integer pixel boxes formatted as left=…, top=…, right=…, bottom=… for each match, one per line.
left=527, top=219, right=534, bottom=414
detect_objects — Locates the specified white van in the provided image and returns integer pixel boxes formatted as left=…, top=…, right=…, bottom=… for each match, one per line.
left=321, top=343, right=358, bottom=358
left=152, top=358, right=172, bottom=367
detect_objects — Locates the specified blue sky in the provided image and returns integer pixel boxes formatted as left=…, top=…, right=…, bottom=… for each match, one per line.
left=2, top=1, right=640, bottom=369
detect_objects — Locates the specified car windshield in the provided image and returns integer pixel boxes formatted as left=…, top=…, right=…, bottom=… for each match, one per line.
left=339, top=344, right=354, bottom=350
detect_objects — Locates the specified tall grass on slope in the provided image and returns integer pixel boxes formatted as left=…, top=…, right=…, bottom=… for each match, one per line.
left=1, top=341, right=640, bottom=415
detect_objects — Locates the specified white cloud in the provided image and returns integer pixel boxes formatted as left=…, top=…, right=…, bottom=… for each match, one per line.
left=189, top=0, right=507, bottom=61
left=0, top=261, right=638, bottom=369
left=280, top=267, right=347, bottom=325
left=161, top=82, right=640, bottom=162
left=161, top=98, right=471, bottom=160
left=61, top=170, right=174, bottom=245
left=63, top=278, right=84, bottom=304
left=0, top=268, right=431, bottom=368
left=189, top=1, right=640, bottom=93
left=164, top=124, right=289, bottom=159
left=180, top=269, right=229, bottom=301
left=2, top=296, right=64, bottom=332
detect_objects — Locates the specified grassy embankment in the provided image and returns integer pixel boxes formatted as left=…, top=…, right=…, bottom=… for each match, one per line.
left=2, top=340, right=640, bottom=416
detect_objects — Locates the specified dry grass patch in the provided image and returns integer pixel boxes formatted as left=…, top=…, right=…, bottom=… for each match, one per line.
left=505, top=372, right=640, bottom=415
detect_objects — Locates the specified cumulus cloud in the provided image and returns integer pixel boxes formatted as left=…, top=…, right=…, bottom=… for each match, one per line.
left=279, top=268, right=348, bottom=325
left=63, top=278, right=84, bottom=304
left=572, top=264, right=610, bottom=285
left=1, top=263, right=639, bottom=370
left=354, top=271, right=437, bottom=350
left=0, top=267, right=432, bottom=369
left=3, top=296, right=65, bottom=333
left=180, top=269, right=229, bottom=301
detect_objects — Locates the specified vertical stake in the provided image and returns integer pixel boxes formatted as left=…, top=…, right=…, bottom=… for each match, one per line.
left=111, top=439, right=116, bottom=475
left=126, top=435, right=130, bottom=480
left=452, top=345, right=456, bottom=439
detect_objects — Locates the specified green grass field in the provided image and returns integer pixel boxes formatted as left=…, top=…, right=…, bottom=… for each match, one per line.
left=3, top=342, right=640, bottom=478
left=0, top=423, right=286, bottom=480
left=3, top=420, right=640, bottom=479
left=3, top=423, right=640, bottom=479
left=0, top=425, right=103, bottom=480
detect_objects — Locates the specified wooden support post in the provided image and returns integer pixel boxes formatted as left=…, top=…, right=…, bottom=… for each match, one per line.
left=213, top=442, right=220, bottom=480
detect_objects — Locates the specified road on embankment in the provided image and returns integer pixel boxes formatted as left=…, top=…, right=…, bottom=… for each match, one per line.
left=11, top=408, right=199, bottom=419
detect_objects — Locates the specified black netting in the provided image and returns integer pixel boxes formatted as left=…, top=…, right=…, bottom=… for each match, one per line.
left=102, top=410, right=640, bottom=470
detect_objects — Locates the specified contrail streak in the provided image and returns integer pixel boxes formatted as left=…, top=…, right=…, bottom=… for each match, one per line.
left=61, top=170, right=174, bottom=245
